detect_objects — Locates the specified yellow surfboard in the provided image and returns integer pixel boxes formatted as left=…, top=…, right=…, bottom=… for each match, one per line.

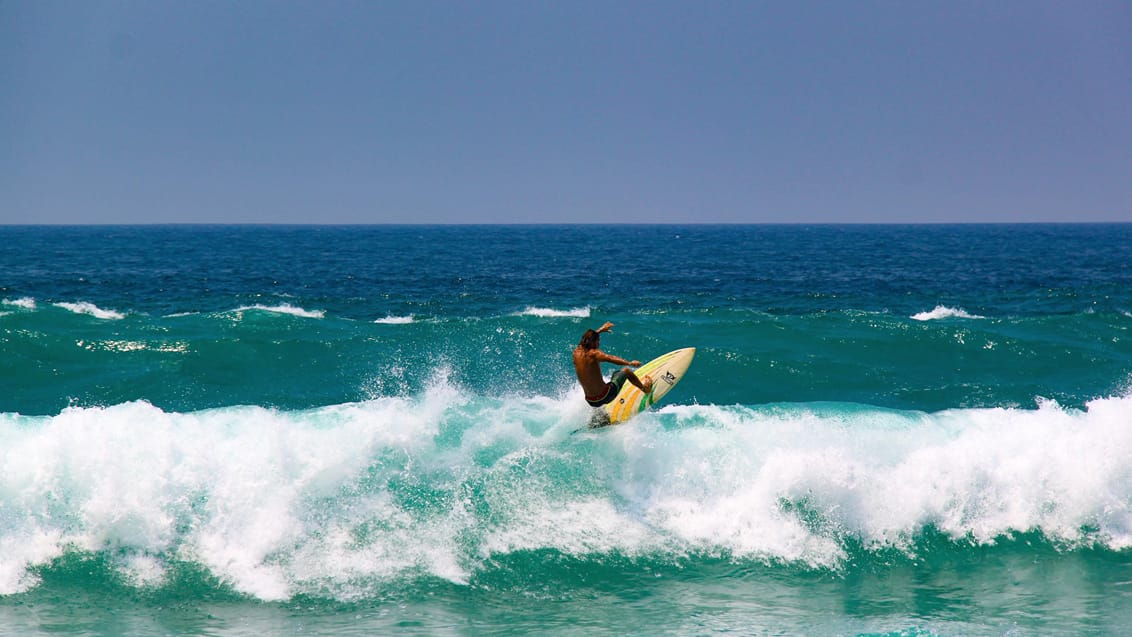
left=594, top=347, right=696, bottom=426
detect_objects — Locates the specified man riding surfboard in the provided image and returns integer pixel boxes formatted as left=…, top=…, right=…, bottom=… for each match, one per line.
left=573, top=321, right=653, bottom=407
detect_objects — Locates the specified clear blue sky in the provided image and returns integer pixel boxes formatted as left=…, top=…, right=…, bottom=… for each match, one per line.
left=2, top=1, right=1130, bottom=224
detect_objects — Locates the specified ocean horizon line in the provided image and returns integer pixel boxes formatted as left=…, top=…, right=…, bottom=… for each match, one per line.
left=2, top=220, right=1129, bottom=228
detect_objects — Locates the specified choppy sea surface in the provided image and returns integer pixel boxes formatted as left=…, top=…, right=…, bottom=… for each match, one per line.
left=2, top=224, right=1131, bottom=636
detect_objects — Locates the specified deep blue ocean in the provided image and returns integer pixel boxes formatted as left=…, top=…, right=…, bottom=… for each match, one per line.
left=2, top=224, right=1131, bottom=636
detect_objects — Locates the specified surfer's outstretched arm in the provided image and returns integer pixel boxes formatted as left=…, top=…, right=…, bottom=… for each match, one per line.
left=595, top=351, right=638, bottom=367
left=596, top=352, right=653, bottom=393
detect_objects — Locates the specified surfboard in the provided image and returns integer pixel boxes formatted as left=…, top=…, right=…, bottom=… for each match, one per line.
left=590, top=347, right=696, bottom=427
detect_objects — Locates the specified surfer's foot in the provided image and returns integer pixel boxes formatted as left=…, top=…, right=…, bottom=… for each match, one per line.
left=642, top=376, right=654, bottom=394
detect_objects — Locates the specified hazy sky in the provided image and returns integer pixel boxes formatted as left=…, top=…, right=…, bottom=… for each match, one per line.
left=2, top=1, right=1130, bottom=224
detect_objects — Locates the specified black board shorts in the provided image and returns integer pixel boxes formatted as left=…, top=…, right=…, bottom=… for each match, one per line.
left=585, top=369, right=630, bottom=407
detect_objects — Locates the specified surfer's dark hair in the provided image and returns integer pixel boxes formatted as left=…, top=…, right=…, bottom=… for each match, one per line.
left=579, top=329, right=600, bottom=350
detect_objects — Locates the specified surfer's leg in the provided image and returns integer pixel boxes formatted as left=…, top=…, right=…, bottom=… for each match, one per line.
left=619, top=367, right=654, bottom=394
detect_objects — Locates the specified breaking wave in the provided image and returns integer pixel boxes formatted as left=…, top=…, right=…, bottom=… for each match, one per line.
left=2, top=382, right=1130, bottom=601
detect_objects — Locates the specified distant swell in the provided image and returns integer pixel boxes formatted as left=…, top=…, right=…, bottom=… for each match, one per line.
left=2, top=389, right=1131, bottom=601
left=519, top=306, right=591, bottom=318
left=232, top=304, right=325, bottom=319
left=53, top=301, right=125, bottom=320
left=374, top=315, right=414, bottom=324
left=3, top=297, right=37, bottom=310
left=911, top=305, right=985, bottom=321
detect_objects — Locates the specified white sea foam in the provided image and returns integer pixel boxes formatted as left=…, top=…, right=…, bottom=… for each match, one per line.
left=234, top=304, right=326, bottom=319
left=53, top=301, right=126, bottom=320
left=3, top=297, right=37, bottom=310
left=374, top=315, right=414, bottom=324
left=518, top=306, right=591, bottom=318
left=2, top=385, right=1131, bottom=600
left=911, top=305, right=985, bottom=321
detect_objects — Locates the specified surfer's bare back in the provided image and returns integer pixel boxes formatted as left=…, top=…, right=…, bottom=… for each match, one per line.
left=573, top=321, right=653, bottom=407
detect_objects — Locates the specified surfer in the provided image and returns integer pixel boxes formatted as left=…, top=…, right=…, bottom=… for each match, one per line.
left=574, top=321, right=653, bottom=407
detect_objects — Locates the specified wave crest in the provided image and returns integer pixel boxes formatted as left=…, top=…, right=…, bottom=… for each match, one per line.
left=3, top=297, right=37, bottom=310
left=911, top=305, right=985, bottom=321
left=374, top=315, right=414, bottom=324
left=53, top=301, right=126, bottom=320
left=518, top=306, right=591, bottom=318
left=232, top=304, right=325, bottom=319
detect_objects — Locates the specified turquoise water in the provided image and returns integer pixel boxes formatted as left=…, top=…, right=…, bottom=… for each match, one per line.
left=1, top=224, right=1131, bottom=635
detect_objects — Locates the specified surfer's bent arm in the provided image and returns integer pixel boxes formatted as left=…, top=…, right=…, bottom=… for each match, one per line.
left=596, top=322, right=615, bottom=334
